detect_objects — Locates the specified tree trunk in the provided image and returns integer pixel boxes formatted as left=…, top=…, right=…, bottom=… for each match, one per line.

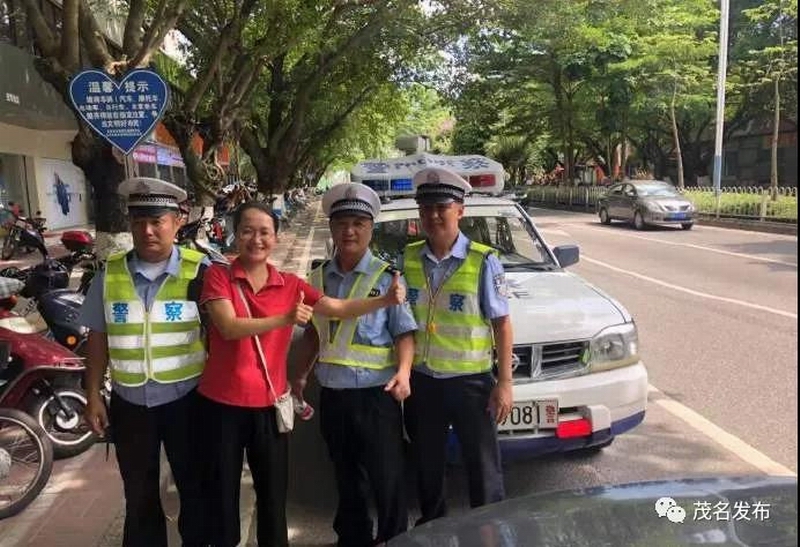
left=770, top=76, right=780, bottom=201
left=71, top=126, right=132, bottom=257
left=162, top=114, right=219, bottom=208
left=670, top=85, right=685, bottom=189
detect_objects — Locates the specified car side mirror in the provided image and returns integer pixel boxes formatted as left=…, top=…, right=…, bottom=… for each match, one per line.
left=553, top=245, right=579, bottom=268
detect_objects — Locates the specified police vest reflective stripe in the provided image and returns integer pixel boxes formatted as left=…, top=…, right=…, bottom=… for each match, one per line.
left=309, top=257, right=394, bottom=370
left=103, top=248, right=206, bottom=387
left=403, top=240, right=494, bottom=374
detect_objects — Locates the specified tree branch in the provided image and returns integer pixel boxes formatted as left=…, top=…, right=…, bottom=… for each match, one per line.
left=59, top=0, right=80, bottom=71
left=20, top=0, right=59, bottom=58
left=123, top=0, right=147, bottom=58
left=78, top=0, right=114, bottom=69
left=129, top=0, right=190, bottom=68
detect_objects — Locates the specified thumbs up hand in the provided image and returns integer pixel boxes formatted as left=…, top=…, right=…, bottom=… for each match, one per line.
left=384, top=271, right=406, bottom=306
left=289, top=290, right=314, bottom=325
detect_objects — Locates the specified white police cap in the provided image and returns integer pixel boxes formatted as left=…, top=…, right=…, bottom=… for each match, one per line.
left=118, top=177, right=187, bottom=216
left=322, top=183, right=381, bottom=219
left=412, top=167, right=471, bottom=204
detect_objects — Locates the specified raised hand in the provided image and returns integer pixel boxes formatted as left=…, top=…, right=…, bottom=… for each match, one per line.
left=289, top=290, right=314, bottom=325
left=384, top=271, right=406, bottom=305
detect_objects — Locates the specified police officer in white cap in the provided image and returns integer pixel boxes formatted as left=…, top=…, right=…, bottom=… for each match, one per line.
left=80, top=177, right=209, bottom=547
left=401, top=166, right=514, bottom=524
left=293, top=182, right=417, bottom=546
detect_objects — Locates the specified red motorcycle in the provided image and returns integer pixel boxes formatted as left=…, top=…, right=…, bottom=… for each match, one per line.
left=0, top=277, right=96, bottom=459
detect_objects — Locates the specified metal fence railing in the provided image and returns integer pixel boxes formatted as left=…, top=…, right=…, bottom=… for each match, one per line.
left=524, top=185, right=798, bottom=223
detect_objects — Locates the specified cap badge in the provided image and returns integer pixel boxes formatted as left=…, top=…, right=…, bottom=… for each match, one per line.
left=135, top=180, right=150, bottom=194
left=344, top=187, right=358, bottom=200
left=425, top=171, right=440, bottom=184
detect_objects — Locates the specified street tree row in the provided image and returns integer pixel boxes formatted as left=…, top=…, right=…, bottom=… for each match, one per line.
left=445, top=0, right=797, bottom=193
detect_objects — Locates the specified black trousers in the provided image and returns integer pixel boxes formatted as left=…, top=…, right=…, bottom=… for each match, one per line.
left=320, top=386, right=407, bottom=546
left=199, top=395, right=289, bottom=547
left=109, top=390, right=206, bottom=547
left=404, top=371, right=504, bottom=525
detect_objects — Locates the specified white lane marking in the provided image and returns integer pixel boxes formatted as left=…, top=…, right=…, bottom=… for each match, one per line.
left=649, top=384, right=797, bottom=477
left=574, top=224, right=797, bottom=267
left=538, top=228, right=572, bottom=237
left=582, top=255, right=798, bottom=319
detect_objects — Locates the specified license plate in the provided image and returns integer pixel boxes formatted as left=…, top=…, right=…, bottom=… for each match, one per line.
left=669, top=212, right=687, bottom=220
left=498, top=399, right=559, bottom=431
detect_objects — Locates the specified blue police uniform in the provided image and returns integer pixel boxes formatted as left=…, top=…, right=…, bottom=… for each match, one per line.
left=78, top=177, right=208, bottom=547
left=310, top=183, right=417, bottom=546
left=402, top=167, right=511, bottom=525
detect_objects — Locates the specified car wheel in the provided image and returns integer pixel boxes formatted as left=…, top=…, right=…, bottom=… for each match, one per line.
left=599, top=208, right=611, bottom=225
left=633, top=211, right=646, bottom=230
left=681, top=222, right=693, bottom=230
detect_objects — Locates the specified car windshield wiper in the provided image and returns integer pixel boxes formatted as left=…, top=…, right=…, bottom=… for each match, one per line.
left=503, top=261, right=557, bottom=271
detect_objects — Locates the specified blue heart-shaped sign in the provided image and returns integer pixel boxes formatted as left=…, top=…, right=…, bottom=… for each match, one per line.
left=69, top=69, right=169, bottom=155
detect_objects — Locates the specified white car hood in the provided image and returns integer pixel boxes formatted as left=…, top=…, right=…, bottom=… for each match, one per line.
left=506, top=271, right=627, bottom=343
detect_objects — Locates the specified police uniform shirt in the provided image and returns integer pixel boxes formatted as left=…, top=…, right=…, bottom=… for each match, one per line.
left=314, top=248, right=418, bottom=389
left=78, top=246, right=210, bottom=407
left=402, top=231, right=509, bottom=379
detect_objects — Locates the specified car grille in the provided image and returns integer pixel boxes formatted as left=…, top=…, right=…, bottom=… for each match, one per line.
left=663, top=204, right=691, bottom=212
left=510, top=341, right=589, bottom=380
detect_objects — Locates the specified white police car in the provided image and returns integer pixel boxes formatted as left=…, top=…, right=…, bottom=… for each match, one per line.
left=351, top=154, right=648, bottom=458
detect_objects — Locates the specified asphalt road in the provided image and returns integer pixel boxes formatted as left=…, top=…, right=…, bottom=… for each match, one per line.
left=266, top=208, right=799, bottom=546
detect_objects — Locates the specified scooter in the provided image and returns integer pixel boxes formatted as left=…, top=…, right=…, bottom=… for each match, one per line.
left=0, top=230, right=93, bottom=355
left=0, top=278, right=96, bottom=459
left=1, top=213, right=47, bottom=261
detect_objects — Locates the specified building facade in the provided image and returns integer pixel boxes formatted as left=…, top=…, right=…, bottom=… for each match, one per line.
left=0, top=0, right=208, bottom=229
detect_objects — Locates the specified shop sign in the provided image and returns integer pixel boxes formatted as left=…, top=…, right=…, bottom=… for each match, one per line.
left=68, top=69, right=169, bottom=155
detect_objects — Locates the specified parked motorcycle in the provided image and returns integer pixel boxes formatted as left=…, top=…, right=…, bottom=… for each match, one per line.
left=177, top=217, right=229, bottom=263
left=0, top=230, right=94, bottom=355
left=0, top=278, right=96, bottom=459
left=1, top=212, right=47, bottom=261
left=0, top=407, right=53, bottom=519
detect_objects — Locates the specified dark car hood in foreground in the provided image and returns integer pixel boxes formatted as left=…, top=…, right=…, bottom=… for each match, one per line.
left=389, top=476, right=797, bottom=547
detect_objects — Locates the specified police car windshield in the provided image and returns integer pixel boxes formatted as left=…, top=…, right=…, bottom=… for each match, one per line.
left=371, top=212, right=556, bottom=269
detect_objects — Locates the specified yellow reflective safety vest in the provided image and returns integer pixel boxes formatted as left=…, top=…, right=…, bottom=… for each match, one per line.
left=403, top=240, right=495, bottom=374
left=309, top=256, right=394, bottom=370
left=103, top=248, right=206, bottom=387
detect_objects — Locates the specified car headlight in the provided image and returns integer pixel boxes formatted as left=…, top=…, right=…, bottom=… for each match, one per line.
left=585, top=323, right=639, bottom=372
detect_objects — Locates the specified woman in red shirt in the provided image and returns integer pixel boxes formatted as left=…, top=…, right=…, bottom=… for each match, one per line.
left=199, top=201, right=404, bottom=547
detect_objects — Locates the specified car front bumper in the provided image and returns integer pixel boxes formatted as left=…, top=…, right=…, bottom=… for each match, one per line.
left=492, top=362, right=649, bottom=460
left=643, top=211, right=694, bottom=224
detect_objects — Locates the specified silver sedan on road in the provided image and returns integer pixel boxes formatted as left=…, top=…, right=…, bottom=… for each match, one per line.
left=597, top=180, right=695, bottom=230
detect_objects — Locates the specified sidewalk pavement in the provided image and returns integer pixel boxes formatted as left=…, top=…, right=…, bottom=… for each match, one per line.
left=0, top=201, right=322, bottom=547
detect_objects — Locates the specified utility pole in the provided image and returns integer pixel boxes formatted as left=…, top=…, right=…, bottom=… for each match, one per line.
left=712, top=0, right=730, bottom=198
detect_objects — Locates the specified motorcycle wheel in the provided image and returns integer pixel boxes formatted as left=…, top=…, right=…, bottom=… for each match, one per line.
left=1, top=228, right=20, bottom=260
left=30, top=389, right=97, bottom=459
left=0, top=408, right=53, bottom=519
